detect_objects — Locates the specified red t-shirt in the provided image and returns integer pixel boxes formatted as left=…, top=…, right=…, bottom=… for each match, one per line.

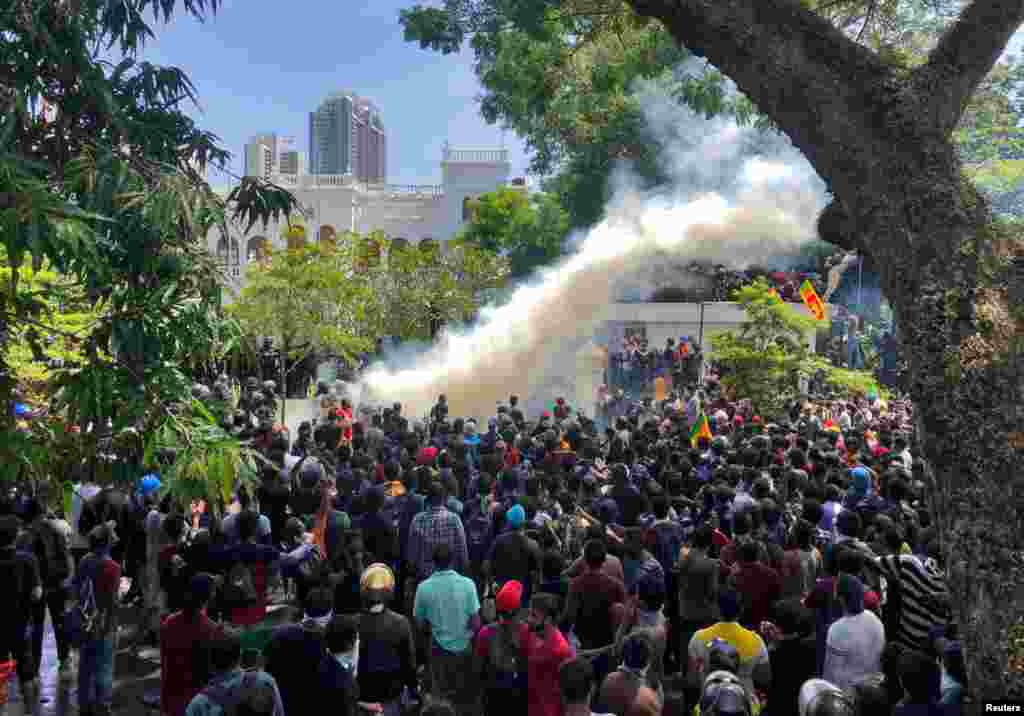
left=731, top=561, right=782, bottom=629
left=526, top=626, right=574, bottom=716
left=569, top=570, right=626, bottom=649
left=160, top=611, right=223, bottom=716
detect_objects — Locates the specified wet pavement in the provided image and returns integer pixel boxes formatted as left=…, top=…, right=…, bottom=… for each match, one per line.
left=4, top=597, right=297, bottom=715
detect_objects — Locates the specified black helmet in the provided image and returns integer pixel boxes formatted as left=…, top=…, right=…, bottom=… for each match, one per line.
left=846, top=674, right=889, bottom=714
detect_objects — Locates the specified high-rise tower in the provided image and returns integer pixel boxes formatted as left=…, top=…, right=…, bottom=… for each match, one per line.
left=308, top=92, right=385, bottom=183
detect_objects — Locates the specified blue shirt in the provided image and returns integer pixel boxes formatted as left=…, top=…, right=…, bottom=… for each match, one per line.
left=185, top=668, right=284, bottom=716
left=413, top=569, right=479, bottom=654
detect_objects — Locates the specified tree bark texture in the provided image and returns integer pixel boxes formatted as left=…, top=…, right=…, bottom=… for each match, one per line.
left=626, top=0, right=1024, bottom=697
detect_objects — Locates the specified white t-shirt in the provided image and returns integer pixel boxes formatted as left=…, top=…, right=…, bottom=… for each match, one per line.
left=824, top=609, right=885, bottom=689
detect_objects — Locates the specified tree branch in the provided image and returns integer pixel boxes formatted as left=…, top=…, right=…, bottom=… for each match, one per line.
left=625, top=0, right=894, bottom=199
left=816, top=198, right=863, bottom=253
left=910, top=0, right=1024, bottom=135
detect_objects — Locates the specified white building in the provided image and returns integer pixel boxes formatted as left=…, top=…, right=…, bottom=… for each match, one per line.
left=210, top=143, right=516, bottom=293
left=244, top=141, right=274, bottom=181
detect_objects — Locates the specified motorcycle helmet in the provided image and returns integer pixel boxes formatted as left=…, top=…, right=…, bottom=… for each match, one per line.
left=701, top=671, right=752, bottom=716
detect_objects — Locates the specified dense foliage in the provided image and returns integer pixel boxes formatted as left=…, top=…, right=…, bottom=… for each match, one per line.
left=711, top=280, right=883, bottom=412
left=455, top=187, right=569, bottom=279
left=229, top=232, right=510, bottom=370
left=0, top=0, right=302, bottom=489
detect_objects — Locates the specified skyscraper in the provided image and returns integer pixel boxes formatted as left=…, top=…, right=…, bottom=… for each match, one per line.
left=244, top=133, right=278, bottom=180
left=308, top=92, right=386, bottom=183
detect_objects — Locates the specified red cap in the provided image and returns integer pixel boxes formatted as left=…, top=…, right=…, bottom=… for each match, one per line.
left=734, top=415, right=745, bottom=424
left=753, top=416, right=762, bottom=424
left=542, top=411, right=551, bottom=418
left=417, top=447, right=439, bottom=466
left=864, top=590, right=881, bottom=611
left=496, top=580, right=523, bottom=614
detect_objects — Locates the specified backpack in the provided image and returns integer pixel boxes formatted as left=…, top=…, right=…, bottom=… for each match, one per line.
left=68, top=562, right=101, bottom=647
left=34, top=519, right=71, bottom=588
left=222, top=561, right=259, bottom=608
left=487, top=623, right=523, bottom=689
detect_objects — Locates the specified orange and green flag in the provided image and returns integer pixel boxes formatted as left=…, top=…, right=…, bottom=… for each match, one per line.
left=689, top=412, right=713, bottom=447
left=799, top=279, right=827, bottom=321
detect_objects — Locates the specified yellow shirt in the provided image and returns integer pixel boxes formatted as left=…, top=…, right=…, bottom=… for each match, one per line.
left=688, top=621, right=769, bottom=698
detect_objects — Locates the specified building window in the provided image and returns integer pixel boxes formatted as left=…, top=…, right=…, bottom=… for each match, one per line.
left=247, top=236, right=269, bottom=262
left=462, top=196, right=475, bottom=222
left=218, top=236, right=241, bottom=277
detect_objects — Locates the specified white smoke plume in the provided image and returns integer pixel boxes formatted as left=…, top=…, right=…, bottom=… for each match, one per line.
left=360, top=65, right=829, bottom=422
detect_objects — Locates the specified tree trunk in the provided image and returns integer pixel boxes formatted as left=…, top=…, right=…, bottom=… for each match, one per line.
left=623, top=0, right=1024, bottom=696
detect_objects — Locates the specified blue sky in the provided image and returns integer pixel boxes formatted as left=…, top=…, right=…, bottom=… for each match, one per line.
left=133, top=1, right=1024, bottom=189
left=132, top=0, right=531, bottom=187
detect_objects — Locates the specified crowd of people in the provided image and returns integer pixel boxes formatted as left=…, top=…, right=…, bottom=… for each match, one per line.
left=0, top=376, right=962, bottom=716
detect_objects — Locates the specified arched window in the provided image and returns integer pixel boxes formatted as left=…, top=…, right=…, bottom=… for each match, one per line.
left=462, top=196, right=474, bottom=222
left=216, top=236, right=229, bottom=265
left=286, top=224, right=307, bottom=250
left=247, top=236, right=269, bottom=263
left=230, top=239, right=240, bottom=265
left=363, top=237, right=382, bottom=269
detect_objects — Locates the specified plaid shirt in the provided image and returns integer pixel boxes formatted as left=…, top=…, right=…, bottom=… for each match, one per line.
left=407, top=506, right=469, bottom=580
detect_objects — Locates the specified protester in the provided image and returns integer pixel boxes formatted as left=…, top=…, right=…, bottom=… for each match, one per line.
left=160, top=574, right=223, bottom=716
left=526, top=592, right=574, bottom=716
left=475, top=580, right=528, bottom=715
left=184, top=628, right=285, bottom=716
left=823, top=575, right=885, bottom=689
left=357, top=563, right=419, bottom=715
left=597, top=632, right=662, bottom=716
left=0, top=515, right=41, bottom=706
left=76, top=522, right=123, bottom=716
left=22, top=497, right=74, bottom=681
left=413, top=543, right=480, bottom=715
left=687, top=589, right=770, bottom=696
left=9, top=360, right=947, bottom=716
left=263, top=587, right=335, bottom=714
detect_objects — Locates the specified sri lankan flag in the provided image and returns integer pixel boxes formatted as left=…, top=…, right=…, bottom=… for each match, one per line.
left=689, top=412, right=712, bottom=447
left=799, top=279, right=827, bottom=321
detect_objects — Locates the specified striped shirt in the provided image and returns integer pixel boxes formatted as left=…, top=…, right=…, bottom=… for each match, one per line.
left=872, top=554, right=950, bottom=653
